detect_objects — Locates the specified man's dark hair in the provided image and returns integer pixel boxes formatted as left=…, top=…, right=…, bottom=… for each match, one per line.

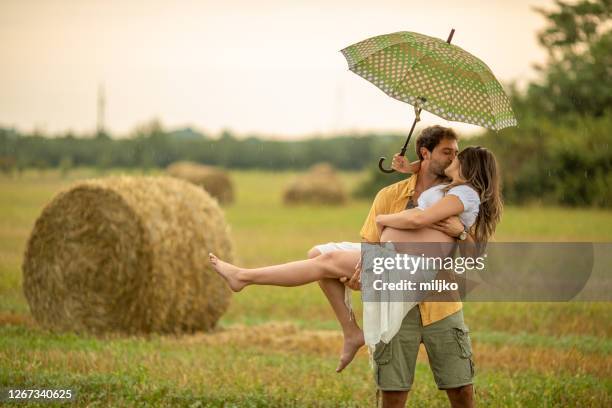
left=415, top=125, right=458, bottom=160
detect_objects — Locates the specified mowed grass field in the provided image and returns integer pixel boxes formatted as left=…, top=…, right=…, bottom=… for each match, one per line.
left=0, top=168, right=611, bottom=407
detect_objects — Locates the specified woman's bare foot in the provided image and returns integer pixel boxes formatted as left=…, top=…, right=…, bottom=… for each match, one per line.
left=209, top=253, right=248, bottom=292
left=336, top=329, right=365, bottom=372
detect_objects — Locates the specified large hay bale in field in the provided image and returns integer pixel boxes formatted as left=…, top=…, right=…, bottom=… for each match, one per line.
left=22, top=176, right=233, bottom=335
left=166, top=161, right=234, bottom=205
left=283, top=163, right=347, bottom=205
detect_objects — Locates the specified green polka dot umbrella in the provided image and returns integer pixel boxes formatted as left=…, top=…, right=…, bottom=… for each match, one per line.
left=340, top=29, right=517, bottom=172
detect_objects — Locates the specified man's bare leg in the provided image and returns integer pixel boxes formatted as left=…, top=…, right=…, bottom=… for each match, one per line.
left=382, top=390, right=409, bottom=408
left=445, top=384, right=474, bottom=408
left=308, top=247, right=365, bottom=372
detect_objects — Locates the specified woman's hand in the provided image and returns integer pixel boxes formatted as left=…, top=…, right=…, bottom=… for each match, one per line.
left=392, top=154, right=421, bottom=174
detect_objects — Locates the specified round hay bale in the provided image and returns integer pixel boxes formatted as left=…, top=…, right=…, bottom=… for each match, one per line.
left=308, top=162, right=336, bottom=176
left=283, top=163, right=347, bottom=205
left=166, top=161, right=234, bottom=205
left=22, top=176, right=233, bottom=335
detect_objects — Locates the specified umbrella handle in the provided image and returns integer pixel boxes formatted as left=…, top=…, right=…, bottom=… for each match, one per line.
left=378, top=145, right=408, bottom=173
left=378, top=105, right=421, bottom=174
left=378, top=157, right=396, bottom=173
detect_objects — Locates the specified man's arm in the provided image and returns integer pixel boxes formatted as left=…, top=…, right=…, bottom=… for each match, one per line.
left=431, top=216, right=483, bottom=257
left=359, top=188, right=388, bottom=243
left=376, top=195, right=464, bottom=230
left=392, top=154, right=421, bottom=174
left=375, top=219, right=385, bottom=239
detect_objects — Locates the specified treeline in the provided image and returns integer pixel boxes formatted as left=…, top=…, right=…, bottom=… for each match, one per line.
left=0, top=124, right=404, bottom=172
left=3, top=111, right=609, bottom=208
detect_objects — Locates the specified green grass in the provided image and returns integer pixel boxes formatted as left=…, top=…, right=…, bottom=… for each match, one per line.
left=0, top=168, right=611, bottom=407
left=1, top=326, right=610, bottom=407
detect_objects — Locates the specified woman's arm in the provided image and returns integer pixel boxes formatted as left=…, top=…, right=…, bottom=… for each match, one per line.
left=376, top=195, right=464, bottom=230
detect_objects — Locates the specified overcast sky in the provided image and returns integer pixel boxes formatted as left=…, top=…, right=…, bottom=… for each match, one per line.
left=0, top=0, right=555, bottom=138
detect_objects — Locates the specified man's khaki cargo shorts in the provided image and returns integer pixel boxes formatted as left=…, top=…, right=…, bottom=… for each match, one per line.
left=372, top=306, right=475, bottom=391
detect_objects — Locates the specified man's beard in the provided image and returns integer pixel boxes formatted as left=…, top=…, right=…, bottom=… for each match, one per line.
left=431, top=163, right=448, bottom=178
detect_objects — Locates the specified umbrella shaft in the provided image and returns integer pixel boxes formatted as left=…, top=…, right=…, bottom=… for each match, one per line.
left=400, top=109, right=421, bottom=156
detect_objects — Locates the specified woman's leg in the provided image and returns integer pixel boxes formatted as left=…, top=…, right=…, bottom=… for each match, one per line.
left=308, top=247, right=365, bottom=372
left=208, top=250, right=360, bottom=292
left=209, top=249, right=364, bottom=371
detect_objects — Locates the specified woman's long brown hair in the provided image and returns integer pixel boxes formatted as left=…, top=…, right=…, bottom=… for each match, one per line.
left=447, top=146, right=503, bottom=243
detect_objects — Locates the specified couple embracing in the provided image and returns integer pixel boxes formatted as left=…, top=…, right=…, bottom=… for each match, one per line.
left=210, top=125, right=502, bottom=408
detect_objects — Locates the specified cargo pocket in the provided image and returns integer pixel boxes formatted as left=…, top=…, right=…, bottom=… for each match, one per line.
left=373, top=340, right=393, bottom=365
left=469, top=356, right=476, bottom=377
left=372, top=340, right=393, bottom=388
left=453, top=327, right=472, bottom=359
left=454, top=326, right=475, bottom=380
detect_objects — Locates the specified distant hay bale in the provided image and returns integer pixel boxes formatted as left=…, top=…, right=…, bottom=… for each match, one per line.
left=283, top=163, right=347, bottom=205
left=22, top=176, right=233, bottom=335
left=308, top=163, right=336, bottom=176
left=166, top=161, right=234, bottom=205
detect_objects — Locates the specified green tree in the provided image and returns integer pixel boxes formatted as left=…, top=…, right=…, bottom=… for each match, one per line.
left=526, top=0, right=612, bottom=118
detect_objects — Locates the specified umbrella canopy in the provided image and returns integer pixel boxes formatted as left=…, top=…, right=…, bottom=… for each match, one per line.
left=341, top=30, right=517, bottom=131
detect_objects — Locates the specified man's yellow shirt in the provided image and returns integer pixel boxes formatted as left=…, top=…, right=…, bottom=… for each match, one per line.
left=359, top=174, right=463, bottom=326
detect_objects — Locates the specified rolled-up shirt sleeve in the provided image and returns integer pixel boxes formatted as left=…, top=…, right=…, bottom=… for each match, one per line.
left=359, top=188, right=389, bottom=243
left=447, top=185, right=479, bottom=212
